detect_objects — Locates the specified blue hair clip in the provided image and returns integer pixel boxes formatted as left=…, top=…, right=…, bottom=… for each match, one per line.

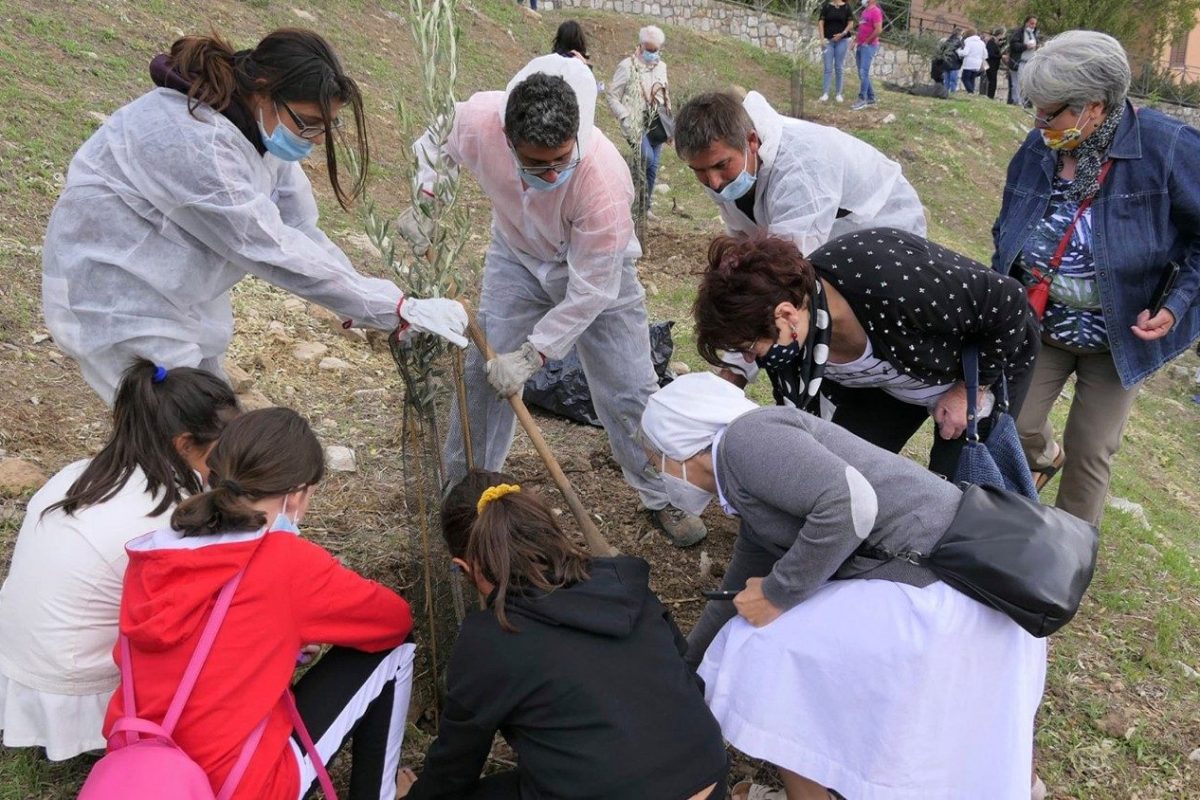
left=152, top=365, right=168, bottom=384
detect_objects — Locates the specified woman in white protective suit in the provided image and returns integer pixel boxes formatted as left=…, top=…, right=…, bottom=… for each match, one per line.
left=42, top=29, right=468, bottom=405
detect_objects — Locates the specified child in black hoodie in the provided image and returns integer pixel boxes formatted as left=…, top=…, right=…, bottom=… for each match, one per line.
left=399, top=470, right=728, bottom=800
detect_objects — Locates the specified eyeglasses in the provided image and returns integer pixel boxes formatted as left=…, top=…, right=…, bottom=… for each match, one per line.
left=509, top=141, right=581, bottom=176
left=1025, top=104, right=1071, bottom=129
left=278, top=100, right=343, bottom=141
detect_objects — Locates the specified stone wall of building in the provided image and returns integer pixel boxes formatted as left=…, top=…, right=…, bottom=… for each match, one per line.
left=553, top=0, right=1200, bottom=119
left=555, top=0, right=930, bottom=84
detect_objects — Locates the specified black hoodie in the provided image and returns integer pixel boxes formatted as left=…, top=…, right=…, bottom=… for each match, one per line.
left=409, top=556, right=728, bottom=800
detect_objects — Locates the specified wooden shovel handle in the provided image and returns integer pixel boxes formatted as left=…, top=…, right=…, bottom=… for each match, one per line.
left=460, top=301, right=616, bottom=557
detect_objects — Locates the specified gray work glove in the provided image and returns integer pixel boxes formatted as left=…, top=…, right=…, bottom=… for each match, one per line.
left=395, top=206, right=435, bottom=257
left=486, top=341, right=544, bottom=398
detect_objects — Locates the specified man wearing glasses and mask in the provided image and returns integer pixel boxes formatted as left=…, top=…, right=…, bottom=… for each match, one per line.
left=401, top=55, right=708, bottom=547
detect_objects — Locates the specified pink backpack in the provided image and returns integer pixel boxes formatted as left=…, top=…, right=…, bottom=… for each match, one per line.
left=78, top=570, right=337, bottom=800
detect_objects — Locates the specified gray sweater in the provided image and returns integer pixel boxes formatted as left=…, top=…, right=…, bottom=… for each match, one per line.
left=715, top=407, right=962, bottom=611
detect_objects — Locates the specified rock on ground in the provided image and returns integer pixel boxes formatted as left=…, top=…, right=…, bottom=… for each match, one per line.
left=236, top=390, right=273, bottom=411
left=325, top=445, right=357, bottom=473
left=293, top=342, right=329, bottom=362
left=0, top=458, right=48, bottom=496
left=319, top=357, right=351, bottom=371
left=225, top=363, right=254, bottom=393
left=1107, top=496, right=1151, bottom=530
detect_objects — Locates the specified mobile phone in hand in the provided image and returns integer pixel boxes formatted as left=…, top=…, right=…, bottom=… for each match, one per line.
left=1151, top=262, right=1181, bottom=317
left=701, top=589, right=742, bottom=601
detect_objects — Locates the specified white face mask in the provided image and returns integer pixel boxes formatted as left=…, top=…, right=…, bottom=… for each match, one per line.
left=660, top=454, right=713, bottom=517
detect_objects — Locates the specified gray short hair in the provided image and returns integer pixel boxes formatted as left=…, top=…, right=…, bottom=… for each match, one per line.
left=639, top=25, right=665, bottom=47
left=674, top=92, right=754, bottom=159
left=1020, top=30, right=1131, bottom=112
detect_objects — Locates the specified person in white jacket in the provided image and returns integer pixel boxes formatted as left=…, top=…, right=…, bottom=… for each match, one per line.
left=0, top=360, right=238, bottom=759
left=674, top=90, right=926, bottom=259
left=403, top=55, right=706, bottom=546
left=605, top=25, right=672, bottom=217
left=674, top=90, right=927, bottom=386
left=957, top=28, right=988, bottom=94
left=41, top=29, right=467, bottom=405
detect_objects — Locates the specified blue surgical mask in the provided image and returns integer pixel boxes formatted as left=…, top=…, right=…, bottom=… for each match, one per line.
left=704, top=146, right=757, bottom=202
left=641, top=49, right=660, bottom=65
left=661, top=454, right=713, bottom=517
left=268, top=495, right=302, bottom=535
left=258, top=106, right=315, bottom=162
left=516, top=157, right=578, bottom=192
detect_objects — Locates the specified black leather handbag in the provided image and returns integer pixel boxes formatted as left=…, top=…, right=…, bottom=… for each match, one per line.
left=858, top=483, right=1099, bottom=637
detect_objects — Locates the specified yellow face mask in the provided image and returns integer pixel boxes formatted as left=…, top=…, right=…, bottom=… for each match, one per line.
left=1041, top=111, right=1093, bottom=151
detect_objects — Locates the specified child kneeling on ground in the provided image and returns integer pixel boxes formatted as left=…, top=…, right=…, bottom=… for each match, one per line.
left=97, top=407, right=415, bottom=800
left=397, top=469, right=728, bottom=800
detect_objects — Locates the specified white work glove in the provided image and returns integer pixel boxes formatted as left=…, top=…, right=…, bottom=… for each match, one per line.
left=395, top=206, right=434, bottom=257
left=398, top=297, right=469, bottom=348
left=486, top=341, right=544, bottom=398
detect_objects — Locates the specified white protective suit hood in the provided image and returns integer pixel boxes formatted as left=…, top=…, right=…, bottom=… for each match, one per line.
left=502, top=54, right=596, bottom=155
left=743, top=91, right=785, bottom=173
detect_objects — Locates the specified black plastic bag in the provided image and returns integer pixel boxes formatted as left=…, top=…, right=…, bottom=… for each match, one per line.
left=523, top=321, right=676, bottom=427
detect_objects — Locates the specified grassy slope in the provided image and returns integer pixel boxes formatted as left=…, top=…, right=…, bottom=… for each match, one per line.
left=0, top=0, right=1198, bottom=797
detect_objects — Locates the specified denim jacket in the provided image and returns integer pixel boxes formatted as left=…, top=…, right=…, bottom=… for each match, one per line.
left=992, top=101, right=1200, bottom=387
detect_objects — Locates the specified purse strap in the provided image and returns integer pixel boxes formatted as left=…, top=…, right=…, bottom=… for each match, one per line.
left=961, top=346, right=1009, bottom=443
left=117, top=566, right=273, bottom=799
left=285, top=689, right=339, bottom=800
left=1038, top=159, right=1113, bottom=279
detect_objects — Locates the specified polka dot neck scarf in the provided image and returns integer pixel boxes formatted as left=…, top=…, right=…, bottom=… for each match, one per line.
left=1060, top=102, right=1124, bottom=204
left=759, top=280, right=832, bottom=411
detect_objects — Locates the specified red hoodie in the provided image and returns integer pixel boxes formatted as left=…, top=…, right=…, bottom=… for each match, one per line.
left=104, top=524, right=412, bottom=800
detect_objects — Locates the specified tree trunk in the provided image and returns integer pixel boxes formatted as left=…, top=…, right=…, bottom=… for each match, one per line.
left=790, top=63, right=805, bottom=119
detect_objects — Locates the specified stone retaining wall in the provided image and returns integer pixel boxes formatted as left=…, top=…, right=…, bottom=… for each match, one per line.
left=554, top=0, right=1200, bottom=122
left=555, top=0, right=930, bottom=85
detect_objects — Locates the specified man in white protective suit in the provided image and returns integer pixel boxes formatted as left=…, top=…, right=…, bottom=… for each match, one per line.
left=402, top=54, right=707, bottom=547
left=673, top=89, right=928, bottom=385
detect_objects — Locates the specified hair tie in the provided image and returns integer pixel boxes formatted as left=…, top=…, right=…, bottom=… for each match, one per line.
left=477, top=484, right=521, bottom=515
left=152, top=365, right=168, bottom=384
left=220, top=478, right=244, bottom=495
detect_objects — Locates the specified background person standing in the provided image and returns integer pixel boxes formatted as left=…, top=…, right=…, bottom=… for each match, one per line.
left=851, top=0, right=884, bottom=110
left=817, top=0, right=855, bottom=104
left=606, top=26, right=672, bottom=219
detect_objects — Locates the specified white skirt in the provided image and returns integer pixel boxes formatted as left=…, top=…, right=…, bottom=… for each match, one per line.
left=698, top=579, right=1047, bottom=800
left=0, top=674, right=109, bottom=760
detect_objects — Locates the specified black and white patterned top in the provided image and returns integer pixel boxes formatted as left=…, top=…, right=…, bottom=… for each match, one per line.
left=807, top=227, right=1039, bottom=387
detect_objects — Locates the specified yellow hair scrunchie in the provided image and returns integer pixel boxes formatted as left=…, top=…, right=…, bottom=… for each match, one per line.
left=476, top=483, right=521, bottom=515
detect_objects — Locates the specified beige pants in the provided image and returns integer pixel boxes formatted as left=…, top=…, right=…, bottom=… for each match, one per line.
left=1017, top=342, right=1141, bottom=526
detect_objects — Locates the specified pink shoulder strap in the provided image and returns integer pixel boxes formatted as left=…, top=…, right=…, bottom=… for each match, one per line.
left=117, top=567, right=336, bottom=800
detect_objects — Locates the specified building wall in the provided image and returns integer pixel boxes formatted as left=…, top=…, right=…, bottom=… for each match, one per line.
left=1158, top=10, right=1200, bottom=83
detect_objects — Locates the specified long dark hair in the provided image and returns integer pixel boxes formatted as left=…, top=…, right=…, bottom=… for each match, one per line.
left=441, top=470, right=590, bottom=633
left=552, top=20, right=589, bottom=59
left=166, top=28, right=369, bottom=210
left=171, top=407, right=325, bottom=537
left=46, top=360, right=239, bottom=518
left=694, top=235, right=817, bottom=367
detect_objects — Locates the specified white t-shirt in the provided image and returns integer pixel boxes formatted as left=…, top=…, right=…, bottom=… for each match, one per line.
left=824, top=339, right=953, bottom=405
left=0, top=461, right=175, bottom=694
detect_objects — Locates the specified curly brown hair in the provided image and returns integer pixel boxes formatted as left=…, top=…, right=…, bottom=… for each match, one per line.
left=693, top=234, right=817, bottom=367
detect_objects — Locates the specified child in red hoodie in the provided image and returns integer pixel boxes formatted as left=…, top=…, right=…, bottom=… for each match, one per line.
left=104, top=407, right=415, bottom=800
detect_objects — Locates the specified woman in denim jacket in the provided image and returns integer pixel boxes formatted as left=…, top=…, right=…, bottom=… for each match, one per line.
left=992, top=30, right=1200, bottom=525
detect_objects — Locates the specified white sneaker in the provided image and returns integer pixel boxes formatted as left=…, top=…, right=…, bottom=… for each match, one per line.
left=836, top=94, right=845, bottom=103
left=818, top=93, right=829, bottom=102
